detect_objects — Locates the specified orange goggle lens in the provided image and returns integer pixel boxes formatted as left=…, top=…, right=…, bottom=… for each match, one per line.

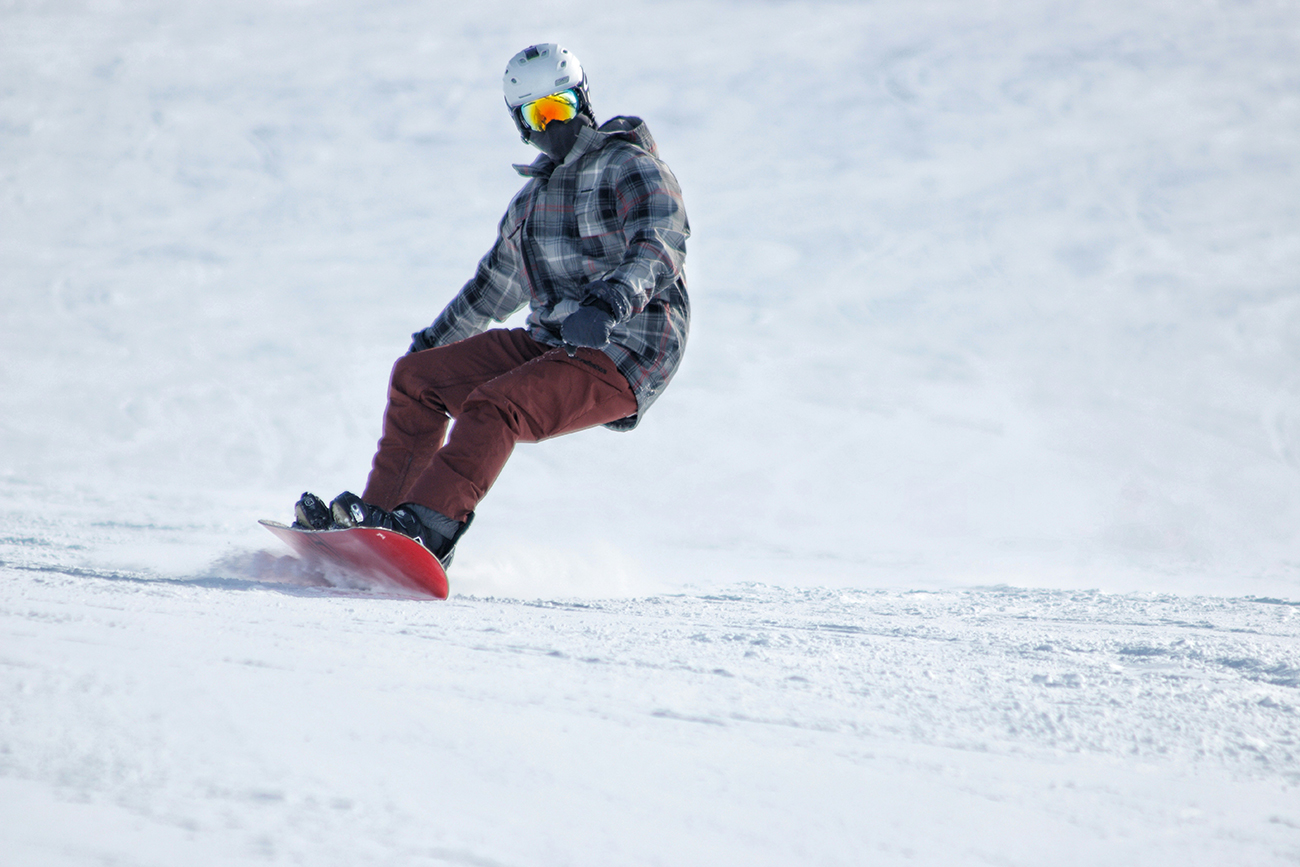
left=519, top=90, right=580, bottom=132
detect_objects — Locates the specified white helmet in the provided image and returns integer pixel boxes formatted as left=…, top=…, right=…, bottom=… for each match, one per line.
left=503, top=43, right=586, bottom=108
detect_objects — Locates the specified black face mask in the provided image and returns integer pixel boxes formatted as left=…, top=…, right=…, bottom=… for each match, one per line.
left=528, top=115, right=591, bottom=162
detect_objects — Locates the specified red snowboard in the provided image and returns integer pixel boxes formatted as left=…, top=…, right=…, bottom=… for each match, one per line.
left=259, top=520, right=449, bottom=599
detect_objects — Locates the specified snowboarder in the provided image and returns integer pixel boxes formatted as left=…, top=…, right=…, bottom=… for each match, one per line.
left=291, top=43, right=690, bottom=568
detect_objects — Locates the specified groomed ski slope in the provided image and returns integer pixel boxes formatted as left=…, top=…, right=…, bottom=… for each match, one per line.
left=4, top=566, right=1299, bottom=865
left=2, top=0, right=1300, bottom=864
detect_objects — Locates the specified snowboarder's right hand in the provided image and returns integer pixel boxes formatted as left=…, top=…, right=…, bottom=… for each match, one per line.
left=409, top=328, right=436, bottom=354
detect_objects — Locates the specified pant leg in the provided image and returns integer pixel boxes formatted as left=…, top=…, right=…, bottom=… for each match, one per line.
left=404, top=345, right=638, bottom=521
left=362, top=329, right=548, bottom=510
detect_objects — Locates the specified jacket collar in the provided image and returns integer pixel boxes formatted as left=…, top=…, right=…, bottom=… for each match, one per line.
left=511, top=116, right=653, bottom=178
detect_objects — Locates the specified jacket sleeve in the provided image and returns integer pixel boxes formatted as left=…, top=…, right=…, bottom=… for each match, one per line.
left=413, top=204, right=531, bottom=350
left=589, top=154, right=689, bottom=322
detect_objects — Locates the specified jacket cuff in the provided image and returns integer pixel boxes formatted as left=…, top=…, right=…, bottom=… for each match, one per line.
left=586, top=280, right=633, bottom=322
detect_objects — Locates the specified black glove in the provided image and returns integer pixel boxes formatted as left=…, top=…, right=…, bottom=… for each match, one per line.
left=409, top=328, right=436, bottom=354
left=561, top=296, right=617, bottom=349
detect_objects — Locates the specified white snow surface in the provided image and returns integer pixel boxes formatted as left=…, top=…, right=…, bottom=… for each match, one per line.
left=2, top=0, right=1300, bottom=863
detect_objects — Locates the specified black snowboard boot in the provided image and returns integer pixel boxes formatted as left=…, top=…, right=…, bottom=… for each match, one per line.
left=292, top=492, right=332, bottom=530
left=390, top=503, right=474, bottom=569
left=329, top=491, right=472, bottom=568
left=329, top=491, right=389, bottom=530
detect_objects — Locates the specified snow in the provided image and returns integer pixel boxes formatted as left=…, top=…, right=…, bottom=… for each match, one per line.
left=6, top=574, right=1299, bottom=865
left=2, top=0, right=1299, bottom=863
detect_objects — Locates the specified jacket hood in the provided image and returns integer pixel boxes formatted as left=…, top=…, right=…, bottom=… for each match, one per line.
left=514, top=115, right=658, bottom=177
left=596, top=115, right=657, bottom=155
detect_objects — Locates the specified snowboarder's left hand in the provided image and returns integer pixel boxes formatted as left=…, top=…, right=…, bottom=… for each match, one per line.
left=562, top=296, right=617, bottom=349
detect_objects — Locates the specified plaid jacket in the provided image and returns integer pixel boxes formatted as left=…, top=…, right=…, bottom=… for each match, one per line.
left=415, top=117, right=690, bottom=431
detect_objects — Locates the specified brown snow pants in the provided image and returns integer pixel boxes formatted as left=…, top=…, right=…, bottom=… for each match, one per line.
left=361, top=328, right=637, bottom=522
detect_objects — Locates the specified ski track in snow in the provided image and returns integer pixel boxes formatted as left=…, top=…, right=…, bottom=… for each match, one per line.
left=2, top=562, right=1299, bottom=865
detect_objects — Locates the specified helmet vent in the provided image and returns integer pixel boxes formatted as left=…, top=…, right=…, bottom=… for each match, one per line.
left=555, top=76, right=570, bottom=86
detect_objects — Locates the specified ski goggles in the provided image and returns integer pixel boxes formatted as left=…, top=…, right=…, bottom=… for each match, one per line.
left=516, top=89, right=581, bottom=132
